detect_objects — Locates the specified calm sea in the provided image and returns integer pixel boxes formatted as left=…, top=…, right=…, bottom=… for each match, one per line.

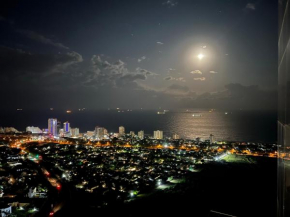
left=0, top=109, right=277, bottom=143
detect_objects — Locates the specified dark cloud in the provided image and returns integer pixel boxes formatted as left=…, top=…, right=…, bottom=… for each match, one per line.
left=163, top=0, right=178, bottom=8
left=16, top=29, right=69, bottom=49
left=120, top=74, right=146, bottom=81
left=0, top=46, right=82, bottom=78
left=83, top=56, right=156, bottom=89
left=245, top=3, right=255, bottom=11
left=136, top=67, right=156, bottom=76
left=166, top=84, right=189, bottom=93
left=164, top=76, right=185, bottom=82
left=164, top=76, right=174, bottom=81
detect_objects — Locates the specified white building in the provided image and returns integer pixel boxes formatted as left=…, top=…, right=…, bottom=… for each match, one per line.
left=71, top=128, right=80, bottom=137
left=26, top=126, right=42, bottom=134
left=172, top=133, right=180, bottom=140
left=4, top=127, right=18, bottom=133
left=86, top=131, right=95, bottom=137
left=104, top=128, right=108, bottom=135
left=95, top=126, right=105, bottom=140
left=154, top=130, right=163, bottom=140
left=119, top=126, right=125, bottom=136
left=138, top=130, right=144, bottom=140
left=48, top=118, right=57, bottom=135
left=130, top=131, right=135, bottom=137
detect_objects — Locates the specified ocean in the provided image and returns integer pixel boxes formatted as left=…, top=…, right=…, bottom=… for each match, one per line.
left=0, top=109, right=277, bottom=143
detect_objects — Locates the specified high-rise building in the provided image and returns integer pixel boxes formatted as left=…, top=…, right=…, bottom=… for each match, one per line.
left=59, top=129, right=64, bottom=137
left=130, top=131, right=135, bottom=137
left=138, top=130, right=144, bottom=140
left=63, top=122, right=70, bottom=133
left=71, top=128, right=80, bottom=137
left=95, top=126, right=105, bottom=140
left=86, top=131, right=95, bottom=137
left=119, top=126, right=125, bottom=136
left=26, top=126, right=42, bottom=134
left=4, top=127, right=18, bottom=133
left=48, top=118, right=57, bottom=136
left=172, top=133, right=180, bottom=140
left=104, top=128, right=108, bottom=136
left=57, top=120, right=61, bottom=134
left=278, top=1, right=290, bottom=216
left=154, top=130, right=163, bottom=140
left=210, top=134, right=215, bottom=144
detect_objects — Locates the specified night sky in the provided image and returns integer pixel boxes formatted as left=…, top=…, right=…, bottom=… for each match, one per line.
left=0, top=0, right=277, bottom=110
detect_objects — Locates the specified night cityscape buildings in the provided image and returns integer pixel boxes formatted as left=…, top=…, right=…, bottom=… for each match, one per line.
left=48, top=119, right=57, bottom=136
left=119, top=126, right=125, bottom=136
left=0, top=0, right=282, bottom=216
left=153, top=130, right=163, bottom=140
left=63, top=122, right=70, bottom=134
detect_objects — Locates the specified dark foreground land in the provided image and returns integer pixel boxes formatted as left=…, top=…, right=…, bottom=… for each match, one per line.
left=55, top=155, right=277, bottom=217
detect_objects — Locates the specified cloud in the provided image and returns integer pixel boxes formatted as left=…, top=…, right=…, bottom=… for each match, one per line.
left=194, top=77, right=206, bottom=81
left=157, top=41, right=164, bottom=45
left=0, top=46, right=82, bottom=78
left=164, top=76, right=174, bottom=81
left=16, top=29, right=69, bottom=49
left=166, top=84, right=189, bottom=94
left=136, top=67, right=156, bottom=76
left=168, top=68, right=176, bottom=73
left=190, top=70, right=202, bottom=74
left=175, top=77, right=185, bottom=82
left=209, top=71, right=218, bottom=74
left=164, top=76, right=185, bottom=82
left=137, top=56, right=146, bottom=63
left=119, top=73, right=147, bottom=81
left=91, top=55, right=128, bottom=75
left=245, top=3, right=255, bottom=10
left=85, top=56, right=157, bottom=89
left=163, top=0, right=178, bottom=7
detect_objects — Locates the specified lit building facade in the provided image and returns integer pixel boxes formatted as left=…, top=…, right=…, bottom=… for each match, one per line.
left=154, top=130, right=163, bottom=140
left=138, top=130, right=144, bottom=140
left=63, top=122, right=70, bottom=133
left=4, top=127, right=18, bottom=133
left=119, top=126, right=125, bottom=136
left=172, top=133, right=180, bottom=140
left=278, top=0, right=290, bottom=216
left=57, top=120, right=61, bottom=134
left=48, top=118, right=57, bottom=136
left=71, top=128, right=80, bottom=137
left=95, top=126, right=105, bottom=140
left=26, top=126, right=42, bottom=134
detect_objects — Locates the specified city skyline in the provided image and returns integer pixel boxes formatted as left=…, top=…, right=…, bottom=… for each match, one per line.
left=0, top=1, right=281, bottom=217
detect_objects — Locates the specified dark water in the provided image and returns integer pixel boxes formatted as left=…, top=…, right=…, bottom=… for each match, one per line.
left=0, top=109, right=277, bottom=143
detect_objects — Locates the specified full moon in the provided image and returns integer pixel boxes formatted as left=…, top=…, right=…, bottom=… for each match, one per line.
left=197, top=53, right=204, bottom=60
